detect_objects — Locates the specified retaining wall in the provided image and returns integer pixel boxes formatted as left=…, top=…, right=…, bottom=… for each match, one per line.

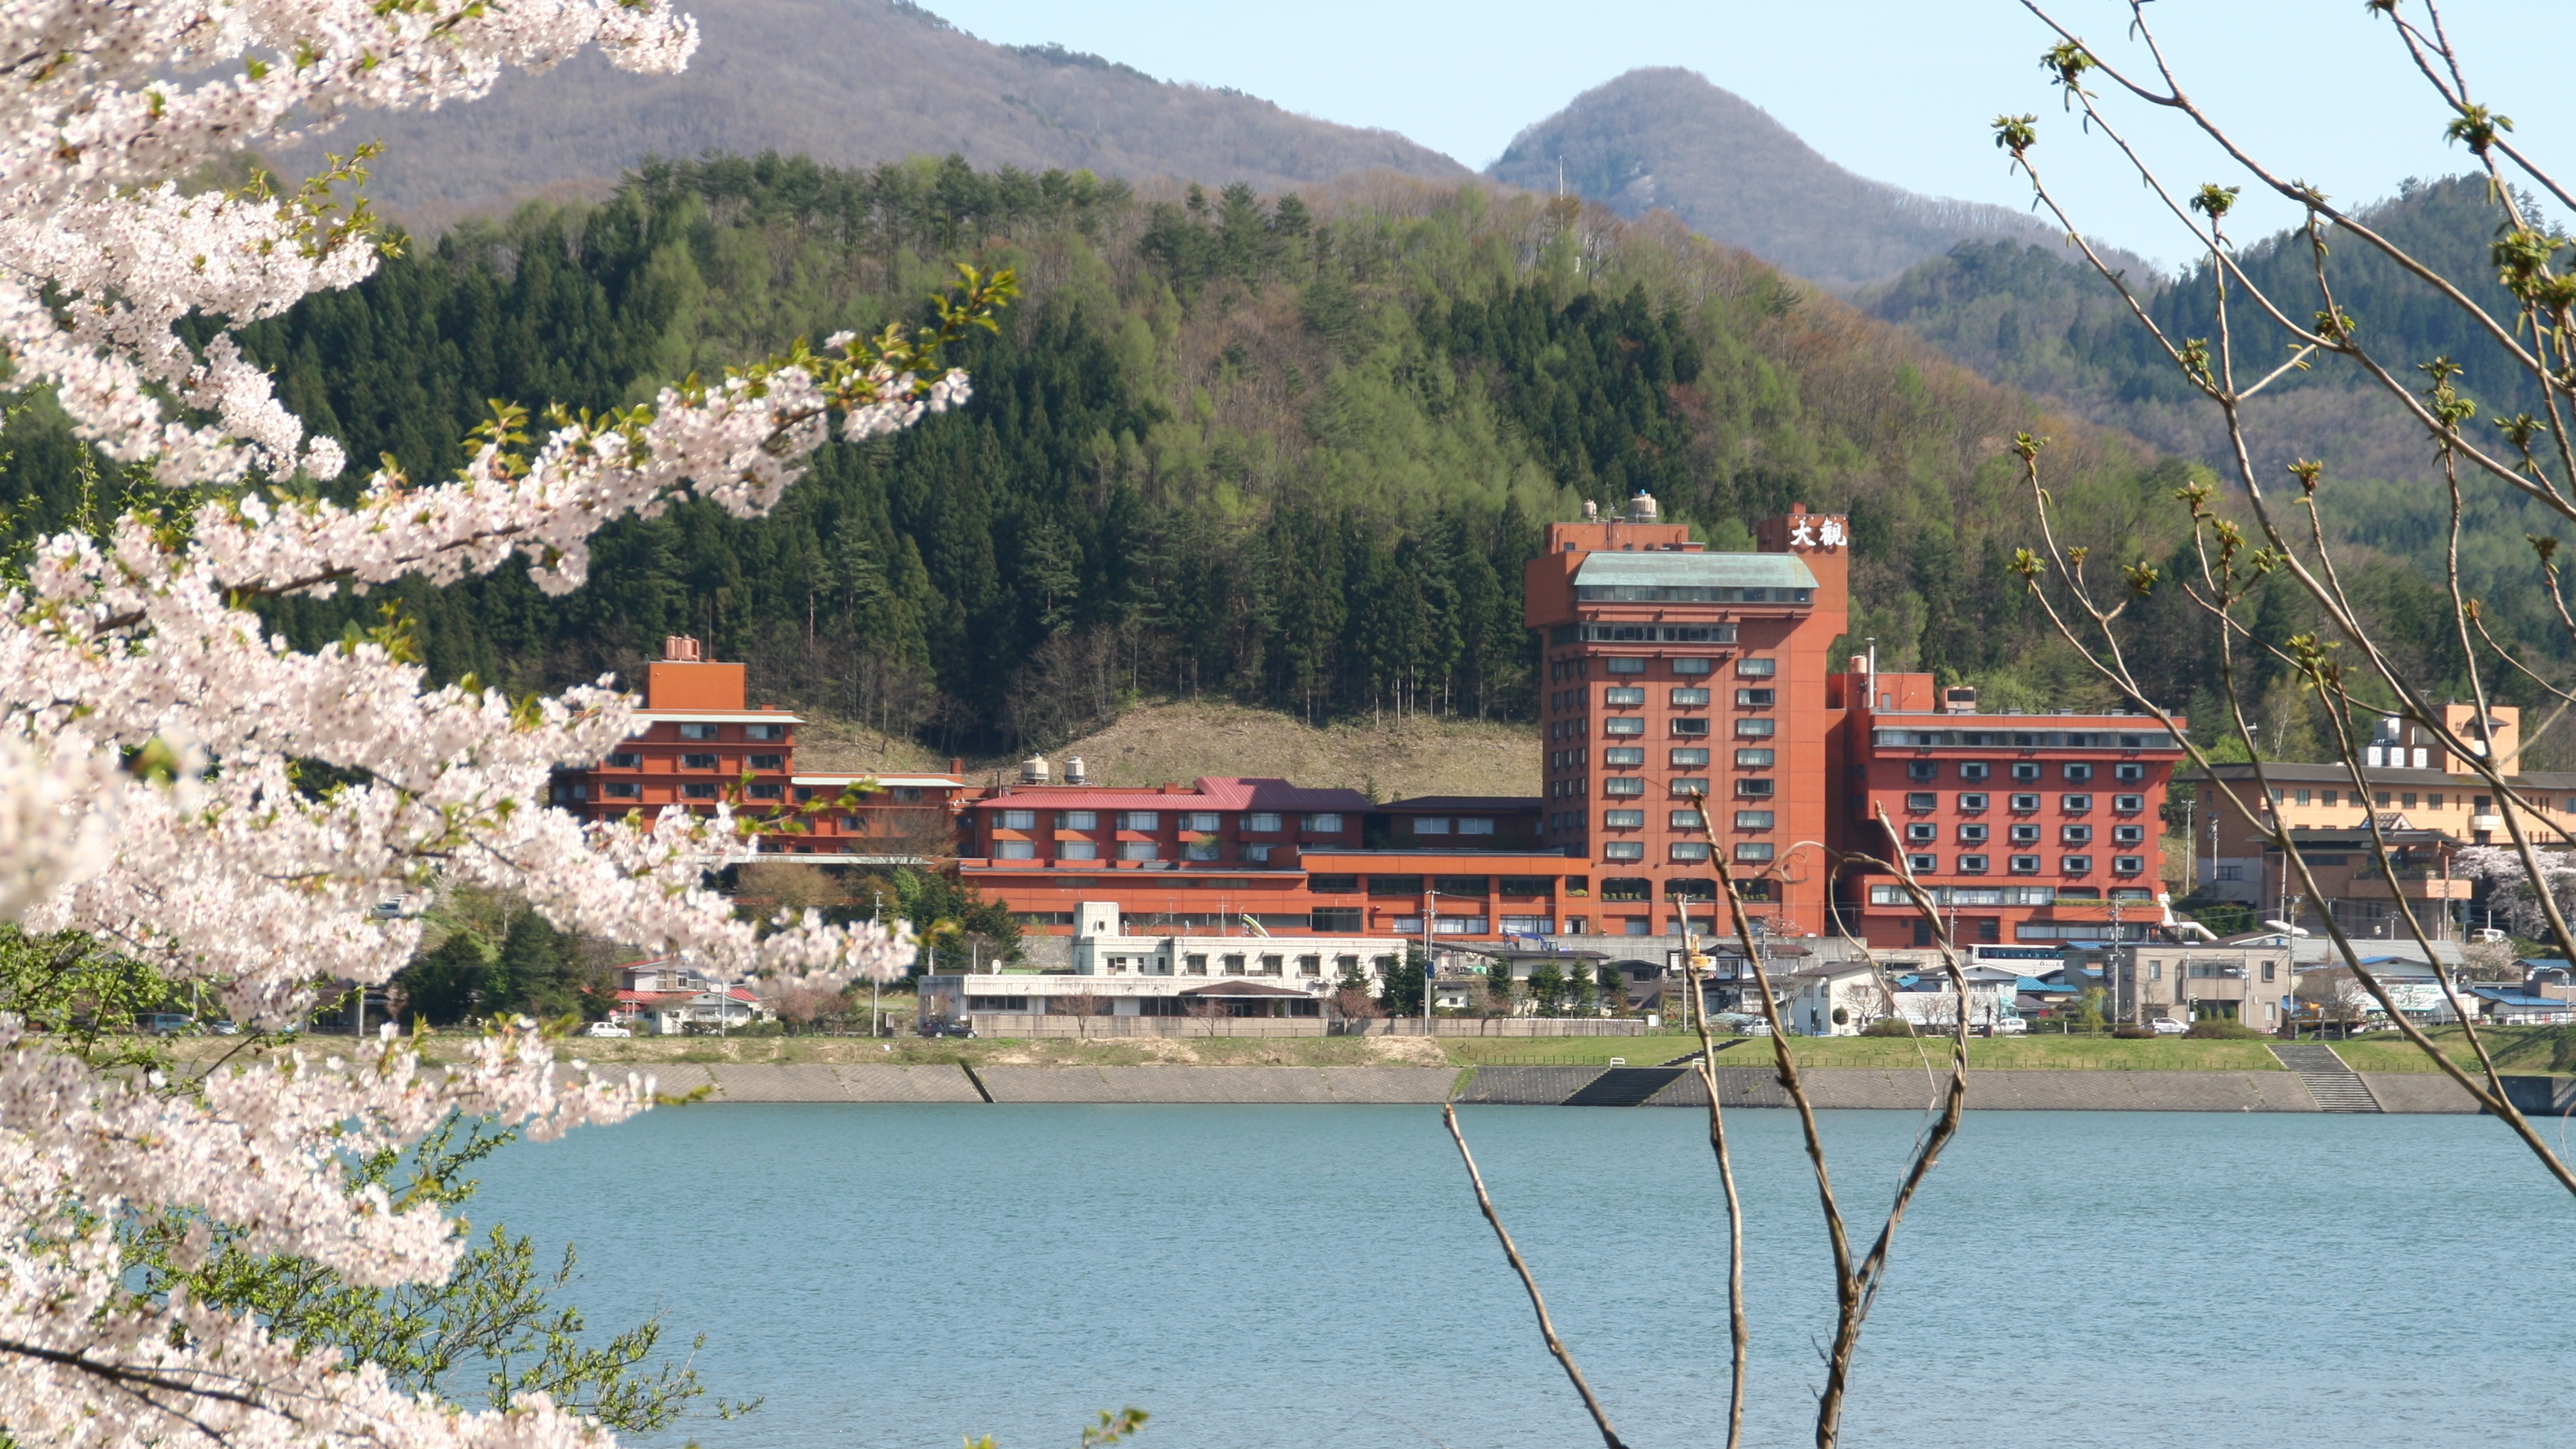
left=587, top=1061, right=2571, bottom=1111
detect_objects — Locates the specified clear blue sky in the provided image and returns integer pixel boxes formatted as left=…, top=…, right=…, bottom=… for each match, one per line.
left=919, top=0, right=2566, bottom=272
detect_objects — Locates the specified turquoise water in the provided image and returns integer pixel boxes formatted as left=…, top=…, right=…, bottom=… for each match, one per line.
left=470, top=1104, right=2576, bottom=1448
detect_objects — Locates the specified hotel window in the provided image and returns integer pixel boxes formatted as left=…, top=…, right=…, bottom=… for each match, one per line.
left=1183, top=841, right=1220, bottom=861
left=1221, top=954, right=1247, bottom=975
left=2113, top=795, right=2144, bottom=812
left=2062, top=824, right=2092, bottom=844
left=2294, top=789, right=2311, bottom=806
left=1059, top=809, right=1099, bottom=830
left=1605, top=717, right=1647, bottom=736
left=1184, top=954, right=1208, bottom=975
left=1671, top=748, right=1711, bottom=767
left=1904, top=792, right=1936, bottom=811
left=1304, top=812, right=1345, bottom=832
left=1459, top=817, right=1496, bottom=835
left=1737, top=657, right=1776, bottom=676
left=1667, top=777, right=1709, bottom=797
left=1415, top=817, right=1452, bottom=835
left=1058, top=841, right=1099, bottom=860
left=2378, top=792, right=2393, bottom=807
left=1735, top=842, right=1776, bottom=862
left=1671, top=717, right=1711, bottom=737
left=1907, top=853, right=1937, bottom=873
left=748, top=783, right=783, bottom=800
left=2427, top=794, right=2444, bottom=810
left=678, top=723, right=719, bottom=740
left=1735, top=778, right=1774, bottom=798
left=1734, top=811, right=1775, bottom=830
left=1907, top=761, right=1937, bottom=781
left=840, top=814, right=866, bottom=832
left=604, top=782, right=640, bottom=799
left=2114, top=824, right=2145, bottom=845
left=994, top=840, right=1036, bottom=859
left=2114, top=855, right=2144, bottom=874
left=681, top=753, right=719, bottom=770
left=1243, top=845, right=1274, bottom=863
left=2062, top=794, right=2092, bottom=812
left=1120, top=842, right=1160, bottom=861
left=1959, top=854, right=1989, bottom=874
left=1673, top=657, right=1715, bottom=675
left=1605, top=686, right=1647, bottom=706
left=1121, top=811, right=1161, bottom=831
left=1606, top=657, right=1647, bottom=675
left=748, top=754, right=784, bottom=771
left=604, top=752, right=641, bottom=769
left=2062, top=855, right=2093, bottom=874
left=1184, top=812, right=1222, bottom=832
left=1736, top=688, right=1778, bottom=707
left=1604, top=841, right=1646, bottom=861
left=1310, top=908, right=1362, bottom=932
left=1905, top=823, right=1937, bottom=844
left=1737, top=748, right=1775, bottom=768
left=1604, top=777, right=1647, bottom=797
left=1298, top=955, right=1323, bottom=977
left=1960, top=792, right=1989, bottom=812
left=2115, top=763, right=2145, bottom=782
left=1001, top=809, right=1037, bottom=830
left=2065, top=763, right=2094, bottom=782
left=1670, top=842, right=1712, bottom=862
left=2011, top=793, right=2040, bottom=812
left=1671, top=809, right=1705, bottom=829
left=745, top=723, right=786, bottom=742
left=2010, top=824, right=2041, bottom=845
left=2012, top=763, right=2042, bottom=782
left=1737, top=718, right=1777, bottom=738
left=681, top=783, right=717, bottom=800
left=1958, top=823, right=1988, bottom=843
left=2010, top=854, right=2040, bottom=874
left=1604, top=809, right=1646, bottom=828
left=2401, top=793, right=2417, bottom=809
left=1605, top=747, right=1646, bottom=765
left=1960, top=762, right=1992, bottom=781
left=1670, top=687, right=1711, bottom=707
left=1244, top=812, right=1283, bottom=833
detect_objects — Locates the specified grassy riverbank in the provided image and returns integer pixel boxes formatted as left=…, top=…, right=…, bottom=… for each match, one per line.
left=2324, top=1025, right=2576, bottom=1076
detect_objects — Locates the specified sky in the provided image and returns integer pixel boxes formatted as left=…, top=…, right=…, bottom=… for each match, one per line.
left=919, top=0, right=2568, bottom=273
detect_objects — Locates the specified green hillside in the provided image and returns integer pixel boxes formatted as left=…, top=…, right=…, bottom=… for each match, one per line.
left=0, top=153, right=2480, bottom=757
left=1860, top=174, right=2572, bottom=681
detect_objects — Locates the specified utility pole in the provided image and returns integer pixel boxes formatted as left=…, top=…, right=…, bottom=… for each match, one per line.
left=1421, top=891, right=1437, bottom=1035
left=871, top=891, right=884, bottom=1038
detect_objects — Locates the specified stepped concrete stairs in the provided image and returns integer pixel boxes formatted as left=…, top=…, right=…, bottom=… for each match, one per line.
left=2271, top=1043, right=2384, bottom=1112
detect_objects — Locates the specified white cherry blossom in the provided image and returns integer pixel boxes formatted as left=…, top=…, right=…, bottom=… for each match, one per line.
left=0, top=4, right=958, bottom=1446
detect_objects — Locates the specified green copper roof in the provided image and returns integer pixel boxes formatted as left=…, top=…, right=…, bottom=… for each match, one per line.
left=1573, top=551, right=1817, bottom=592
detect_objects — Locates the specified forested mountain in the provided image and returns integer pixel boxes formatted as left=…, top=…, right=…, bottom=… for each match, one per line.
left=1860, top=174, right=2575, bottom=672
left=0, top=153, right=2499, bottom=761
left=263, top=0, right=1468, bottom=231
left=1486, top=69, right=2120, bottom=290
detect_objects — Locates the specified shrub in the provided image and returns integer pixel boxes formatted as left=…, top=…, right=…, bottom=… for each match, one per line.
left=2185, top=1020, right=2264, bottom=1039
left=1861, top=1018, right=1917, bottom=1038
left=2112, top=1026, right=2153, bottom=1040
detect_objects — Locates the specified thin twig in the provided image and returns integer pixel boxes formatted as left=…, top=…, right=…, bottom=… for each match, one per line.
left=1440, top=1103, right=1626, bottom=1449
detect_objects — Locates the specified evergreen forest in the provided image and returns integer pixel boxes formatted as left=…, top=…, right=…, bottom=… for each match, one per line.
left=0, top=152, right=2520, bottom=761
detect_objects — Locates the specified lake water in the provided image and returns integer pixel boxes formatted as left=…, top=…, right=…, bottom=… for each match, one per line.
left=470, top=1102, right=2576, bottom=1449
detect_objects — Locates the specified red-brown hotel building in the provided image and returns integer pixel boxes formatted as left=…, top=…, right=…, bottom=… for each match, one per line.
left=552, top=498, right=2183, bottom=950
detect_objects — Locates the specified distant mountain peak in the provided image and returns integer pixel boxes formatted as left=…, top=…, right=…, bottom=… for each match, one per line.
left=274, top=0, right=1468, bottom=230
left=1488, top=67, right=2078, bottom=289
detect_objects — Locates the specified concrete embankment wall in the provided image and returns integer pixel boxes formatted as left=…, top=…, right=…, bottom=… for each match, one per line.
left=607, top=1061, right=2565, bottom=1112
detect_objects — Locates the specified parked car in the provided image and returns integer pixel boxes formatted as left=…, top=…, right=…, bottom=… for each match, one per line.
left=135, top=1013, right=193, bottom=1036
left=2149, top=1017, right=2190, bottom=1036
left=1991, top=1017, right=2029, bottom=1035
left=582, top=1021, right=632, bottom=1038
left=919, top=1018, right=973, bottom=1038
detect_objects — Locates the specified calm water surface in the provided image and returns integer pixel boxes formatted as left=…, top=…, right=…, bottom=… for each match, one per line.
left=470, top=1103, right=2576, bottom=1449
